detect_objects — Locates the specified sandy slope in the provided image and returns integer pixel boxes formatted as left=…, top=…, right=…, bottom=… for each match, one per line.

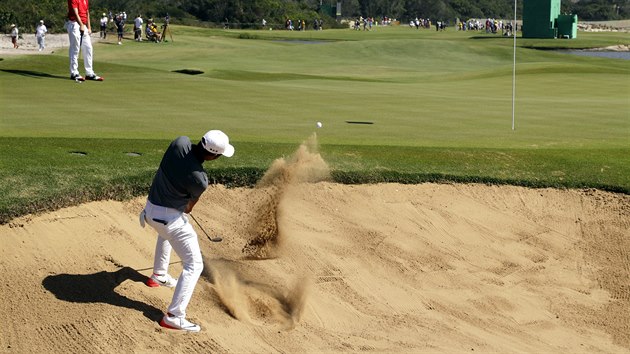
left=1, top=138, right=629, bottom=353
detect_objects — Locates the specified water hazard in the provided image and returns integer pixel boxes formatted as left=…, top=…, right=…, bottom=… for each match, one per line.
left=557, top=50, right=630, bottom=60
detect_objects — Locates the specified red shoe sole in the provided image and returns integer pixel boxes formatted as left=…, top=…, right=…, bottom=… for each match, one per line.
left=159, top=318, right=178, bottom=330
left=146, top=278, right=160, bottom=287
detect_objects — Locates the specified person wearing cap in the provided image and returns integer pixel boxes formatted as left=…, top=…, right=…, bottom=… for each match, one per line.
left=36, top=20, right=47, bottom=51
left=100, top=13, right=108, bottom=39
left=65, top=0, right=103, bottom=81
left=139, top=130, right=234, bottom=332
left=10, top=24, right=18, bottom=49
left=146, top=19, right=161, bottom=42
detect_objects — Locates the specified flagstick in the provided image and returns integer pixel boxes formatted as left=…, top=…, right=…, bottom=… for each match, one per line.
left=512, top=0, right=517, bottom=130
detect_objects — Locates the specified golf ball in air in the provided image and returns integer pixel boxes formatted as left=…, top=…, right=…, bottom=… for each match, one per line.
left=316, top=122, right=322, bottom=128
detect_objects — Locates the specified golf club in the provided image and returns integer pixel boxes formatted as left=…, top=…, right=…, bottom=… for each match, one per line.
left=190, top=214, right=223, bottom=242
left=74, top=28, right=84, bottom=83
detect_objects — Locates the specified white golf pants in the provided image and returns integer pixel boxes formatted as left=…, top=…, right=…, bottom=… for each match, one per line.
left=66, top=20, right=94, bottom=76
left=143, top=200, right=204, bottom=319
left=37, top=36, right=45, bottom=50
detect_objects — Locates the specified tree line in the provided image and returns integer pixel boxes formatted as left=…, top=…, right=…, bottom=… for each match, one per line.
left=1, top=0, right=627, bottom=33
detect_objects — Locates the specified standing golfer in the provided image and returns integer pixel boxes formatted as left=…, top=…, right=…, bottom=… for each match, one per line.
left=66, top=0, right=103, bottom=81
left=140, top=130, right=234, bottom=332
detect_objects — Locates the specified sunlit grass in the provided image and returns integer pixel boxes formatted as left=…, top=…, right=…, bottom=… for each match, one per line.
left=0, top=25, right=628, bottom=222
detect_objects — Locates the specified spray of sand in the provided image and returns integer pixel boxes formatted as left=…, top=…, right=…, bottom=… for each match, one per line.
left=202, top=134, right=326, bottom=328
left=203, top=259, right=312, bottom=329
left=242, top=133, right=330, bottom=259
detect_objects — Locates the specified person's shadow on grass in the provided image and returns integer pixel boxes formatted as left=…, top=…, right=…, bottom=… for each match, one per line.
left=42, top=266, right=163, bottom=322
left=0, top=69, right=67, bottom=80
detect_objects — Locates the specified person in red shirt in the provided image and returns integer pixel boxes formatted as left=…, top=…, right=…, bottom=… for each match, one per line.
left=66, top=0, right=103, bottom=81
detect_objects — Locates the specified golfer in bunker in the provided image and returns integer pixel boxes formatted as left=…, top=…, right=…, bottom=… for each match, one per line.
left=140, top=130, right=234, bottom=332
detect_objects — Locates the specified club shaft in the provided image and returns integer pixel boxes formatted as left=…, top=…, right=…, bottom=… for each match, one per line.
left=190, top=214, right=220, bottom=241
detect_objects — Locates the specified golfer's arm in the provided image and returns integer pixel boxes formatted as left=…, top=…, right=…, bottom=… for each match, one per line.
left=185, top=198, right=199, bottom=214
left=72, top=8, right=84, bottom=28
left=87, top=13, right=91, bottom=33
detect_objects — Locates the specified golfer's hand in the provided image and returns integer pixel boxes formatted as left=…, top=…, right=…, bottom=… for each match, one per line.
left=185, top=198, right=199, bottom=214
left=80, top=24, right=86, bottom=33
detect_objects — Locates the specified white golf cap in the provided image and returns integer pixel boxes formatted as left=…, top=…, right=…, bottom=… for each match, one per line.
left=201, top=130, right=234, bottom=157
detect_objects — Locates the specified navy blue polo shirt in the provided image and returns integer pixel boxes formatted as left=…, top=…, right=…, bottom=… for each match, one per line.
left=148, top=136, right=208, bottom=212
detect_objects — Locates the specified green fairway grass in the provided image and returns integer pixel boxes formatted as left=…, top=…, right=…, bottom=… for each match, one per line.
left=0, top=26, right=628, bottom=223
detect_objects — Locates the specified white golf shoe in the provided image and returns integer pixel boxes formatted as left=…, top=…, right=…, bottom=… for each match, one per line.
left=146, top=273, right=177, bottom=288
left=160, top=313, right=201, bottom=332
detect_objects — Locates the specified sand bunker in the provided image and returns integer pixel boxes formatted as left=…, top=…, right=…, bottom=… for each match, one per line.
left=1, top=136, right=629, bottom=352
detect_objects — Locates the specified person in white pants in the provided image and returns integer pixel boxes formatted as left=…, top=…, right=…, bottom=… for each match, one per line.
left=36, top=20, right=47, bottom=51
left=66, top=0, right=103, bottom=81
left=144, top=204, right=202, bottom=322
left=140, top=130, right=234, bottom=332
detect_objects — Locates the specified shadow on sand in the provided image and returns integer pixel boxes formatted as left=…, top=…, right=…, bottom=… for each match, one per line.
left=42, top=266, right=163, bottom=322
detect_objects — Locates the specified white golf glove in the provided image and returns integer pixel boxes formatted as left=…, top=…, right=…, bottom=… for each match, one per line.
left=139, top=209, right=146, bottom=228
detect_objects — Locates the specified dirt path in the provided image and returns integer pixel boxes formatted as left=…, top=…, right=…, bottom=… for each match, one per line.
left=0, top=33, right=101, bottom=56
